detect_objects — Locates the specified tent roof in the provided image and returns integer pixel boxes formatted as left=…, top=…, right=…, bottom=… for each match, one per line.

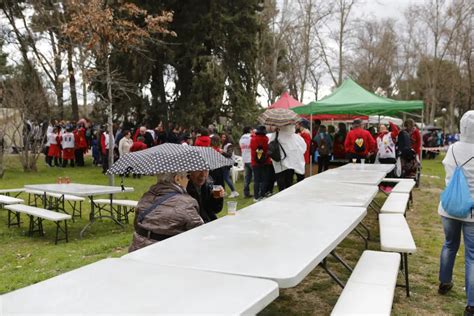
left=268, top=92, right=302, bottom=109
left=292, top=78, right=423, bottom=115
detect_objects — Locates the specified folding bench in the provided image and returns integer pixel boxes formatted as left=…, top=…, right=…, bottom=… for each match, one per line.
left=380, top=193, right=410, bottom=216
left=379, top=214, right=417, bottom=297
left=331, top=250, right=400, bottom=315
left=4, top=204, right=71, bottom=244
left=0, top=195, right=24, bottom=227
left=93, top=199, right=138, bottom=224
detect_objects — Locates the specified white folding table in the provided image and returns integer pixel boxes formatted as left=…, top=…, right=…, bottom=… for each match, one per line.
left=0, top=258, right=278, bottom=315
left=338, top=163, right=395, bottom=174
left=312, top=169, right=386, bottom=186
left=24, top=184, right=134, bottom=237
left=123, top=200, right=367, bottom=288
left=268, top=179, right=378, bottom=208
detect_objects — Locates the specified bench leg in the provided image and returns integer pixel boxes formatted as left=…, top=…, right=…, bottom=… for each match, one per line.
left=28, top=216, right=44, bottom=237
left=55, top=220, right=69, bottom=244
left=319, top=258, right=345, bottom=288
left=369, top=203, right=379, bottom=216
left=331, top=251, right=353, bottom=272
left=396, top=253, right=411, bottom=297
left=7, top=210, right=21, bottom=227
left=353, top=228, right=368, bottom=249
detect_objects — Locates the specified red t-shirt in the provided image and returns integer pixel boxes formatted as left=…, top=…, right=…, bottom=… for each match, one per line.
left=344, top=127, right=376, bottom=156
left=250, top=134, right=271, bottom=166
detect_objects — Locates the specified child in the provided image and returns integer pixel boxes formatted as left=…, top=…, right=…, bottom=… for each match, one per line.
left=61, top=127, right=75, bottom=167
left=47, top=127, right=61, bottom=167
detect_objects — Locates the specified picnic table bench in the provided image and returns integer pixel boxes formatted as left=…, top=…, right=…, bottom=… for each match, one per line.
left=4, top=204, right=71, bottom=244
left=93, top=199, right=138, bottom=223
left=380, top=193, right=410, bottom=215
left=25, top=189, right=84, bottom=220
left=0, top=188, right=24, bottom=198
left=0, top=195, right=24, bottom=227
left=331, top=250, right=400, bottom=315
left=379, top=213, right=417, bottom=297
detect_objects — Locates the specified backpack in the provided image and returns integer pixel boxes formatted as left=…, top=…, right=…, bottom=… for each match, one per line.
left=254, top=144, right=266, bottom=164
left=268, top=131, right=286, bottom=162
left=354, top=137, right=365, bottom=153
left=318, top=134, right=329, bottom=156
left=440, top=148, right=474, bottom=218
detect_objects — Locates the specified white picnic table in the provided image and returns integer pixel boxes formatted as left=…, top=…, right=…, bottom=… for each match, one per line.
left=268, top=179, right=378, bottom=208
left=123, top=200, right=367, bottom=288
left=24, top=184, right=134, bottom=237
left=312, top=169, right=386, bottom=186
left=0, top=258, right=278, bottom=315
left=338, top=163, right=395, bottom=174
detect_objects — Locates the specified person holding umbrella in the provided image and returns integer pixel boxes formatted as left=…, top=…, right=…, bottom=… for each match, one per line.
left=128, top=171, right=203, bottom=252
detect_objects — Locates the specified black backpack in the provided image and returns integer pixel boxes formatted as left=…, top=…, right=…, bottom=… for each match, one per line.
left=255, top=144, right=266, bottom=164
left=318, top=135, right=329, bottom=156
left=354, top=137, right=365, bottom=153
left=268, top=131, right=286, bottom=162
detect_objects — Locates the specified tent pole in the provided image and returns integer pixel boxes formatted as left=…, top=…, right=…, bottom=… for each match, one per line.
left=310, top=113, right=313, bottom=176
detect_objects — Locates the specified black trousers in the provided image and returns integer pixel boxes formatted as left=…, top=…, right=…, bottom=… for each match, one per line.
left=276, top=169, right=294, bottom=192
left=318, top=155, right=330, bottom=173
left=102, top=150, right=109, bottom=174
left=75, top=149, right=85, bottom=166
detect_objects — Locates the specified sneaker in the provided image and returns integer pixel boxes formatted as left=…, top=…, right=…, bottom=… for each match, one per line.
left=229, top=191, right=239, bottom=198
left=465, top=306, right=474, bottom=316
left=438, top=282, right=453, bottom=295
left=244, top=194, right=253, bottom=198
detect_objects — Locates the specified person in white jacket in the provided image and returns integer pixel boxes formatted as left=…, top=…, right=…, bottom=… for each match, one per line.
left=438, top=110, right=474, bottom=316
left=268, top=124, right=306, bottom=191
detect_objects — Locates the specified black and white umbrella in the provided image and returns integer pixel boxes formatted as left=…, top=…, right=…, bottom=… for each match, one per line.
left=107, top=143, right=233, bottom=175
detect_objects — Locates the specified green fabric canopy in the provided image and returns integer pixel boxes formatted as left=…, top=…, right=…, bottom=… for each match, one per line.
left=292, top=78, right=423, bottom=116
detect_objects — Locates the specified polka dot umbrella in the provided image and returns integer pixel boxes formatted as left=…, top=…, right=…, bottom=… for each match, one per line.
left=107, top=143, right=234, bottom=175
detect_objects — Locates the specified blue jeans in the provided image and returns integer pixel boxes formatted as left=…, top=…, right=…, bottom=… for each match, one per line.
left=222, top=167, right=236, bottom=192
left=243, top=163, right=253, bottom=197
left=439, top=216, right=474, bottom=306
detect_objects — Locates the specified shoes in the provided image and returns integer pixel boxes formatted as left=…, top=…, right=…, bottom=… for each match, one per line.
left=244, top=194, right=253, bottom=198
left=229, top=191, right=240, bottom=198
left=438, top=282, right=453, bottom=295
left=465, top=306, right=474, bottom=316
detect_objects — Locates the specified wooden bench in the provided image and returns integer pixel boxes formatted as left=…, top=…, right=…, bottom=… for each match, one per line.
left=380, top=193, right=410, bottom=215
left=379, top=214, right=417, bottom=297
left=25, top=189, right=84, bottom=220
left=94, top=199, right=138, bottom=223
left=0, top=195, right=24, bottom=227
left=331, top=250, right=400, bottom=316
left=4, top=204, right=71, bottom=244
left=0, top=188, right=24, bottom=198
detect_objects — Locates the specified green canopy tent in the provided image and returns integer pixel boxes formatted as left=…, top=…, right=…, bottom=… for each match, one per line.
left=292, top=78, right=424, bottom=176
left=292, top=78, right=423, bottom=116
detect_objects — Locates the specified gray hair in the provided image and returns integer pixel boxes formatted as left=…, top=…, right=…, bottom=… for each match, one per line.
left=156, top=172, right=187, bottom=185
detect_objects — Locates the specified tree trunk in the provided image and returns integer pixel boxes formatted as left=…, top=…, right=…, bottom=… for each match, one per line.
left=68, top=45, right=79, bottom=121
left=0, top=130, right=4, bottom=179
left=151, top=61, right=168, bottom=125
left=106, top=54, right=114, bottom=186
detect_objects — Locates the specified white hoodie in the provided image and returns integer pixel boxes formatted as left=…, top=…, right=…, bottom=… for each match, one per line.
left=438, top=110, right=474, bottom=222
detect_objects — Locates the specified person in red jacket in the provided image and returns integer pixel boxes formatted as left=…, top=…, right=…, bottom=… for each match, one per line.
left=344, top=119, right=376, bottom=162
left=404, top=118, right=421, bottom=159
left=74, top=124, right=88, bottom=167
left=250, top=125, right=272, bottom=201
left=296, top=119, right=311, bottom=181
left=194, top=128, right=211, bottom=147
left=129, top=136, right=148, bottom=178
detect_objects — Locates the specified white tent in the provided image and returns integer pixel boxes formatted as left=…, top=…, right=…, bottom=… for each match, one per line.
left=367, top=115, right=403, bottom=126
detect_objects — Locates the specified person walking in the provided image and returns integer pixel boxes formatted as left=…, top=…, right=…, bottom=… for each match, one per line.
left=437, top=111, right=474, bottom=316
left=314, top=125, right=333, bottom=173
left=239, top=126, right=253, bottom=198
left=250, top=125, right=271, bottom=201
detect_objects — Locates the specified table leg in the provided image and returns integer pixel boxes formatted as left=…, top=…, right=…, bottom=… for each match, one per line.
left=80, top=195, right=124, bottom=238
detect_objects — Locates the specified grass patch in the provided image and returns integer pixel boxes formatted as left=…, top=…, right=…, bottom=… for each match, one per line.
left=0, top=154, right=465, bottom=314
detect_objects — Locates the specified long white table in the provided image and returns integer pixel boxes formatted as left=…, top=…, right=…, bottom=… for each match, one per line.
left=0, top=258, right=278, bottom=315
left=268, top=178, right=378, bottom=208
left=124, top=200, right=367, bottom=288
left=24, top=184, right=134, bottom=237
left=338, top=163, right=395, bottom=174
left=313, top=169, right=386, bottom=185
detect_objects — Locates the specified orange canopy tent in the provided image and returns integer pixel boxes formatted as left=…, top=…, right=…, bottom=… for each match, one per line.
left=268, top=92, right=302, bottom=109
